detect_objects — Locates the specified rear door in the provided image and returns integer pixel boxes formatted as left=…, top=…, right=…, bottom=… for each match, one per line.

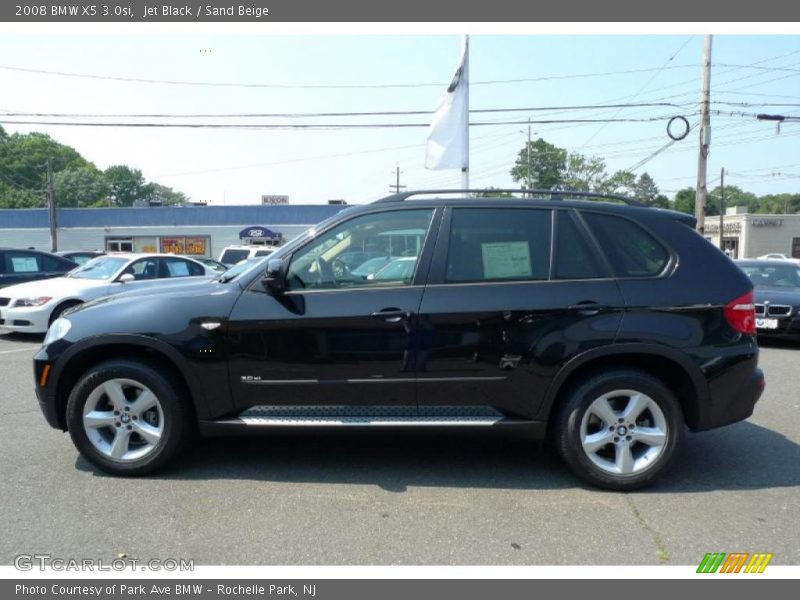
left=1, top=250, right=46, bottom=286
left=416, top=206, right=625, bottom=419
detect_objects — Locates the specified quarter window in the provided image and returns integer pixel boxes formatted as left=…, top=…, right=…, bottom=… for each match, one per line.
left=445, top=208, right=551, bottom=283
left=582, top=212, right=669, bottom=277
left=554, top=211, right=605, bottom=279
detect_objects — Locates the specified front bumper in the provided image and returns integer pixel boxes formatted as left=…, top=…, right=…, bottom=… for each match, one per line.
left=755, top=315, right=800, bottom=339
left=33, top=346, right=64, bottom=430
left=0, top=303, right=52, bottom=334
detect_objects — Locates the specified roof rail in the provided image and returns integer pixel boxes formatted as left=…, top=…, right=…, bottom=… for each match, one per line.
left=373, top=189, right=644, bottom=207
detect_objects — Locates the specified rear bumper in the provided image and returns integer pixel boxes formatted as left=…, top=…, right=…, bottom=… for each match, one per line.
left=694, top=366, right=765, bottom=431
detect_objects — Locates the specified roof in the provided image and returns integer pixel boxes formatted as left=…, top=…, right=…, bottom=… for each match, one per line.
left=0, top=204, right=345, bottom=229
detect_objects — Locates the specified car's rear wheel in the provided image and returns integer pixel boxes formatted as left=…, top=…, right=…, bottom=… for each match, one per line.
left=66, top=360, right=191, bottom=476
left=555, top=369, right=684, bottom=491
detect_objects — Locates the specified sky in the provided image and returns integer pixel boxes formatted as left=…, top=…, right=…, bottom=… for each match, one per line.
left=0, top=33, right=798, bottom=205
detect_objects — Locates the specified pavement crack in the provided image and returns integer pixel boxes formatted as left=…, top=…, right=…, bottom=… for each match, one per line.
left=625, top=496, right=669, bottom=564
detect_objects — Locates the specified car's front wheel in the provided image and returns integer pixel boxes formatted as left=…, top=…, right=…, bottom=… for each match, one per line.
left=555, top=369, right=684, bottom=491
left=66, top=360, right=192, bottom=476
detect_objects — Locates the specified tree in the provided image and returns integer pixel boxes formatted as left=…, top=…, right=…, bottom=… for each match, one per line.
left=756, top=193, right=800, bottom=214
left=510, top=138, right=566, bottom=190
left=0, top=184, right=43, bottom=208
left=562, top=153, right=608, bottom=192
left=143, top=182, right=189, bottom=205
left=603, top=170, right=637, bottom=196
left=53, top=166, right=110, bottom=208
left=673, top=187, right=695, bottom=214
left=471, top=187, right=514, bottom=198
left=103, top=165, right=146, bottom=206
left=709, top=185, right=758, bottom=216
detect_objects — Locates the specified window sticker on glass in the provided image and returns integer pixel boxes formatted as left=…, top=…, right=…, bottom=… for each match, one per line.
left=481, top=242, right=532, bottom=280
left=11, top=256, right=38, bottom=273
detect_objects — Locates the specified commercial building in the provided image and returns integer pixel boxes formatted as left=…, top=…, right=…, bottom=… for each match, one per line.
left=704, top=207, right=800, bottom=259
left=0, top=204, right=346, bottom=259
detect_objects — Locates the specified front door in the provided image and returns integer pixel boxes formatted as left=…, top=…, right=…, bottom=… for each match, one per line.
left=227, top=208, right=440, bottom=410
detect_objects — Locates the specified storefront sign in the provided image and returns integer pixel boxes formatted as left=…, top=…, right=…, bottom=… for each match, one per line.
left=752, top=218, right=783, bottom=227
left=160, top=236, right=208, bottom=256
left=704, top=222, right=742, bottom=234
left=239, top=226, right=282, bottom=243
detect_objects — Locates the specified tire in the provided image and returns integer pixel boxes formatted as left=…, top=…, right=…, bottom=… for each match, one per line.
left=66, top=360, right=192, bottom=476
left=555, top=369, right=684, bottom=491
left=48, top=300, right=82, bottom=326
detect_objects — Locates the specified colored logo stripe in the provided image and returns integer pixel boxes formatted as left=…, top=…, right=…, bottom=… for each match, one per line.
left=697, top=552, right=773, bottom=573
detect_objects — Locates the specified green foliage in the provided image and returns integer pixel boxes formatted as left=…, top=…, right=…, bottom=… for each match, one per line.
left=510, top=138, right=567, bottom=190
left=0, top=129, right=189, bottom=208
left=53, top=166, right=110, bottom=208
left=563, top=153, right=608, bottom=192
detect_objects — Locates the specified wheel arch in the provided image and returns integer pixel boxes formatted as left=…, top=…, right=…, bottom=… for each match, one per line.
left=50, top=335, right=206, bottom=431
left=48, top=298, right=84, bottom=326
left=539, top=343, right=709, bottom=431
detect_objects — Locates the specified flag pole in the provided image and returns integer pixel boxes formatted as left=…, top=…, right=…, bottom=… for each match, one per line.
left=461, top=35, right=470, bottom=190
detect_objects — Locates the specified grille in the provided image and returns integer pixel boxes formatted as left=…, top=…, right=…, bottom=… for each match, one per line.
left=755, top=304, right=765, bottom=316
left=766, top=304, right=792, bottom=317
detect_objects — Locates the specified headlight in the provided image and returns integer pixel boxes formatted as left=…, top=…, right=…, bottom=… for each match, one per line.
left=14, top=296, right=52, bottom=307
left=43, top=318, right=71, bottom=345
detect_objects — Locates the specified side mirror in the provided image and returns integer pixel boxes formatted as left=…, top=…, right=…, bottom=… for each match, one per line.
left=262, top=259, right=286, bottom=295
left=118, top=273, right=135, bottom=283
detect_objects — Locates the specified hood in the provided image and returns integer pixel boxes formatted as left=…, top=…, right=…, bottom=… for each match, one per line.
left=73, top=278, right=223, bottom=313
left=0, top=276, right=108, bottom=298
left=754, top=286, right=800, bottom=305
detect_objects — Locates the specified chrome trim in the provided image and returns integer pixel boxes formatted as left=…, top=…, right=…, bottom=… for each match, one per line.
left=239, top=376, right=507, bottom=385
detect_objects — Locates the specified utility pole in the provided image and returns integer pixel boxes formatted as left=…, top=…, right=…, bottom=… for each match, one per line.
left=526, top=119, right=532, bottom=197
left=46, top=159, right=58, bottom=252
left=719, top=167, right=725, bottom=251
left=695, top=35, right=713, bottom=235
left=389, top=163, right=406, bottom=194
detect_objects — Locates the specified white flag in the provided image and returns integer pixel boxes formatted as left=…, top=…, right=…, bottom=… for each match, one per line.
left=425, top=36, right=469, bottom=171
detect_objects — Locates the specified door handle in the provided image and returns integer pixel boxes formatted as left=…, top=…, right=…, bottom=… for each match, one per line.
left=370, top=308, right=412, bottom=323
left=567, top=302, right=609, bottom=316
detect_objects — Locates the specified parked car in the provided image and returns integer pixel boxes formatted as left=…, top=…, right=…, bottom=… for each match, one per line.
left=56, top=250, right=105, bottom=266
left=367, top=256, right=418, bottom=282
left=737, top=259, right=800, bottom=340
left=191, top=257, right=228, bottom=273
left=0, top=248, right=76, bottom=290
left=33, top=190, right=764, bottom=490
left=756, top=253, right=800, bottom=265
left=0, top=253, right=216, bottom=334
left=350, top=255, right=393, bottom=278
left=218, top=245, right=279, bottom=266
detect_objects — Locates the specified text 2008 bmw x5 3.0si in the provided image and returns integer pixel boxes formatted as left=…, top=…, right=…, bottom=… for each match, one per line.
left=32, top=190, right=765, bottom=490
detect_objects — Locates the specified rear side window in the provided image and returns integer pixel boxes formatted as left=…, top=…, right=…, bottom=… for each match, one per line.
left=220, top=249, right=250, bottom=265
left=555, top=211, right=605, bottom=280
left=582, top=212, right=669, bottom=277
left=446, top=208, right=551, bottom=283
left=5, top=252, right=41, bottom=274
left=42, top=254, right=73, bottom=272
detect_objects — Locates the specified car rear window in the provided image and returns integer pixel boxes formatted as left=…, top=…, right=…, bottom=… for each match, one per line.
left=220, top=249, right=250, bottom=265
left=582, top=212, right=669, bottom=278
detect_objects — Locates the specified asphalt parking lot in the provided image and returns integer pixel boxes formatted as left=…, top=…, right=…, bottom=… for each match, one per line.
left=0, top=332, right=798, bottom=566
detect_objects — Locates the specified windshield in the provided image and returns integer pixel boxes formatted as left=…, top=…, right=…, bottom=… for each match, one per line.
left=68, top=256, right=128, bottom=280
left=740, top=263, right=800, bottom=288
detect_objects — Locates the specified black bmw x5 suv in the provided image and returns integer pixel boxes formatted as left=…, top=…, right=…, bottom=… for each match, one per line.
left=33, top=190, right=764, bottom=490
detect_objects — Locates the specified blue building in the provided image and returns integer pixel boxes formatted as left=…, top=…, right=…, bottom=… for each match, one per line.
left=0, top=204, right=346, bottom=258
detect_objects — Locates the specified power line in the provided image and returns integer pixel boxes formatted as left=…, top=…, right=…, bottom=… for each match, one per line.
left=0, top=63, right=705, bottom=90
left=0, top=102, right=693, bottom=120
left=0, top=115, right=694, bottom=130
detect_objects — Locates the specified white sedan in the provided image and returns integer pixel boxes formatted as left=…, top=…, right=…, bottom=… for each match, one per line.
left=0, top=253, right=217, bottom=334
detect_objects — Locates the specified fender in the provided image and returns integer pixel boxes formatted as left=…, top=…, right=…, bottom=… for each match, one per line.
left=537, top=342, right=710, bottom=421
left=49, top=333, right=210, bottom=420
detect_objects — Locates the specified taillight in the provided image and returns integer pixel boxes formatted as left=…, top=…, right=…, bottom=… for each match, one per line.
left=724, top=290, right=756, bottom=335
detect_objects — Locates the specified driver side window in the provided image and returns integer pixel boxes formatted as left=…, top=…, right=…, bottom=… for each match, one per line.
left=286, top=209, right=434, bottom=291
